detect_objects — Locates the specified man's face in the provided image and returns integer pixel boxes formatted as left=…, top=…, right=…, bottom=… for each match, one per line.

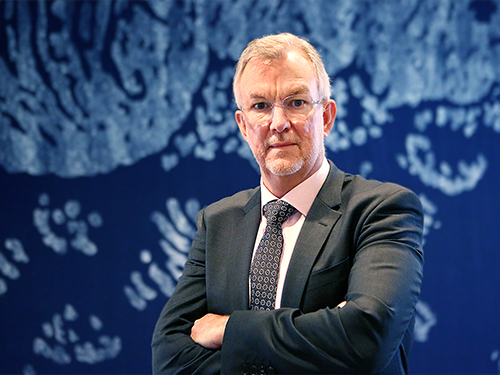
left=235, top=49, right=336, bottom=183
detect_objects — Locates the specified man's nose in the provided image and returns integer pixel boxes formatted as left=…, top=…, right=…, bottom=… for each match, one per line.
left=269, top=104, right=290, bottom=132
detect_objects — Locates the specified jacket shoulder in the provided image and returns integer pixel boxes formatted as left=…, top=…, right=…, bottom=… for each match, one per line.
left=344, top=172, right=415, bottom=195
left=341, top=173, right=422, bottom=213
left=204, top=187, right=260, bottom=217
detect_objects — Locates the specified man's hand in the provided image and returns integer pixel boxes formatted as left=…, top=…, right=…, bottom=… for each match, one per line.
left=190, top=313, right=229, bottom=349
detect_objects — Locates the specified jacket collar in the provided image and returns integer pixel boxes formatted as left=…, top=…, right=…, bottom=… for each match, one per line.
left=280, top=160, right=345, bottom=308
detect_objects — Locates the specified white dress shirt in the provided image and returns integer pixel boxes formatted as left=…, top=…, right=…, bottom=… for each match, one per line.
left=252, top=158, right=330, bottom=309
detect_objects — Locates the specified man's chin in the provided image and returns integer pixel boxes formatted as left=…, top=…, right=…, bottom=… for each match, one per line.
left=265, top=159, right=303, bottom=177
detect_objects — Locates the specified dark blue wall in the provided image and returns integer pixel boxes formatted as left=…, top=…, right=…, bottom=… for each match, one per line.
left=1, top=1, right=499, bottom=373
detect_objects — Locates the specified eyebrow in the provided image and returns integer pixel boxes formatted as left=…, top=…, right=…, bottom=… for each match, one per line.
left=249, top=94, right=268, bottom=101
left=286, top=86, right=310, bottom=96
left=248, top=86, right=311, bottom=100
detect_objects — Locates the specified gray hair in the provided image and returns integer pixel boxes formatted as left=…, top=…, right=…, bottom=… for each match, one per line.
left=233, top=33, right=331, bottom=106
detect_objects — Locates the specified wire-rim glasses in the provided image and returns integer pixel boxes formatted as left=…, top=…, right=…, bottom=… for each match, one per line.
left=239, top=95, right=324, bottom=125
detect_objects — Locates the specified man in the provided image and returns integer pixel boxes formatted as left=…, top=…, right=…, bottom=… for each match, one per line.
left=152, top=33, right=423, bottom=374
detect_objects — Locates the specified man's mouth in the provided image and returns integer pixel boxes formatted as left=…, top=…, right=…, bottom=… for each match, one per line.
left=267, top=139, right=298, bottom=150
left=269, top=142, right=295, bottom=149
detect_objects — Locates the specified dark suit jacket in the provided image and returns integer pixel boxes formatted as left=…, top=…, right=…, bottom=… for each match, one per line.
left=152, top=160, right=424, bottom=374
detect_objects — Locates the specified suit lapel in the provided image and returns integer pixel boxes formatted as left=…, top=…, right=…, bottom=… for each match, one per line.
left=225, top=189, right=261, bottom=310
left=281, top=162, right=345, bottom=308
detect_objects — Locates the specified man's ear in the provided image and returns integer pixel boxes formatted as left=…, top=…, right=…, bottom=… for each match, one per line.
left=235, top=110, right=248, bottom=140
left=322, top=99, right=337, bottom=137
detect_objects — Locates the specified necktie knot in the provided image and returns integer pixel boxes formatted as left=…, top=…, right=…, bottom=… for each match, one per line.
left=263, top=200, right=297, bottom=227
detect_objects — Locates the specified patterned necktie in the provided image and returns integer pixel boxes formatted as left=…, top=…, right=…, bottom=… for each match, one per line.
left=250, top=200, right=297, bottom=310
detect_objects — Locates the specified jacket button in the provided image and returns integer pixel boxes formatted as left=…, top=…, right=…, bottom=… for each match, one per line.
left=240, top=364, right=249, bottom=375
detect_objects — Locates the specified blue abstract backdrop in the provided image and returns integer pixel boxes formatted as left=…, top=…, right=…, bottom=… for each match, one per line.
left=1, top=0, right=500, bottom=373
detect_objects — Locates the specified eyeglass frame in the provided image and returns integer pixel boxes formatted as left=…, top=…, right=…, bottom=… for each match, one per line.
left=237, top=94, right=325, bottom=126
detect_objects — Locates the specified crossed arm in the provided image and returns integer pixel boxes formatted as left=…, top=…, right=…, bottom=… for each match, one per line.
left=190, top=302, right=348, bottom=350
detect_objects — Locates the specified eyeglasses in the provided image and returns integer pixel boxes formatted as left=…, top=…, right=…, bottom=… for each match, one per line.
left=239, top=95, right=323, bottom=125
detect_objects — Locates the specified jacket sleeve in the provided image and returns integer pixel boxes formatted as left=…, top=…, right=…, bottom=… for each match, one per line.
left=152, top=209, right=222, bottom=375
left=221, top=186, right=424, bottom=374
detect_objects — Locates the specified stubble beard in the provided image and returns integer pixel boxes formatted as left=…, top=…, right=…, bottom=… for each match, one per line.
left=261, top=140, right=322, bottom=177
left=257, top=134, right=304, bottom=177
left=264, top=154, right=304, bottom=176
left=252, top=126, right=325, bottom=178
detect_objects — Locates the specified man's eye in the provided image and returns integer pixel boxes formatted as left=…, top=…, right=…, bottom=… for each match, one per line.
left=252, top=102, right=269, bottom=111
left=291, top=99, right=306, bottom=108
left=285, top=97, right=309, bottom=109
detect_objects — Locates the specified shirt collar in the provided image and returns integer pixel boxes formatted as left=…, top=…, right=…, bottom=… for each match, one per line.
left=260, top=158, right=330, bottom=217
